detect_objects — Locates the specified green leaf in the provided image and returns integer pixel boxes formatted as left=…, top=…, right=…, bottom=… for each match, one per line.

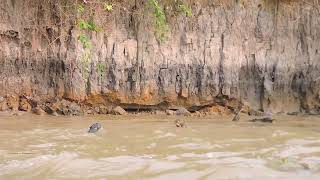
left=79, top=19, right=89, bottom=30
left=147, top=0, right=170, bottom=43
left=78, top=34, right=88, bottom=42
left=78, top=34, right=92, bottom=49
left=79, top=19, right=102, bottom=32
left=103, top=3, right=113, bottom=12
left=96, top=63, right=105, bottom=76
left=76, top=4, right=85, bottom=13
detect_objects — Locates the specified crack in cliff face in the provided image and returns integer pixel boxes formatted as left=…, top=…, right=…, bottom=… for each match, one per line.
left=218, top=33, right=225, bottom=96
left=255, top=4, right=263, bottom=42
left=157, top=58, right=168, bottom=96
left=175, top=73, right=182, bottom=96
left=298, top=21, right=311, bottom=65
left=126, top=65, right=137, bottom=92
left=291, top=72, right=309, bottom=112
left=107, top=43, right=117, bottom=91
left=195, top=65, right=204, bottom=96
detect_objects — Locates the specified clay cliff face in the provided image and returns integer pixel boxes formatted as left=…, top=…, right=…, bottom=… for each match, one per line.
left=0, top=0, right=320, bottom=113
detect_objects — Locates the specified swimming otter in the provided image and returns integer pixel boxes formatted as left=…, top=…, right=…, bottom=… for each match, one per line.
left=175, top=119, right=186, bottom=128
left=88, top=123, right=102, bottom=133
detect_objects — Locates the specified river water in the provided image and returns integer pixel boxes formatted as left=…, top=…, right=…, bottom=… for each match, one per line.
left=0, top=113, right=320, bottom=179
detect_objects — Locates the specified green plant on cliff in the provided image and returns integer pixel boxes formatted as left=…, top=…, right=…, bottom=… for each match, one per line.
left=146, top=0, right=193, bottom=42
left=72, top=0, right=192, bottom=81
left=81, top=51, right=92, bottom=81
left=79, top=19, right=102, bottom=32
left=74, top=3, right=106, bottom=82
left=147, top=0, right=170, bottom=43
left=177, top=3, right=192, bottom=17
left=78, top=33, right=92, bottom=49
left=76, top=3, right=85, bottom=13
left=103, top=3, right=113, bottom=12
left=96, top=63, right=105, bottom=77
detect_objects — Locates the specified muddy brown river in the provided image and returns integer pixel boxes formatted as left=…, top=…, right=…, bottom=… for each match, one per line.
left=0, top=113, right=320, bottom=179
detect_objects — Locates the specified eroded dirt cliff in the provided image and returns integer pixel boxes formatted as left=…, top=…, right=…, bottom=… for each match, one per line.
left=0, top=0, right=320, bottom=114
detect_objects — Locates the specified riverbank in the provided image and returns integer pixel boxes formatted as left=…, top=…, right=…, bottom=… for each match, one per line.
left=1, top=94, right=315, bottom=118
